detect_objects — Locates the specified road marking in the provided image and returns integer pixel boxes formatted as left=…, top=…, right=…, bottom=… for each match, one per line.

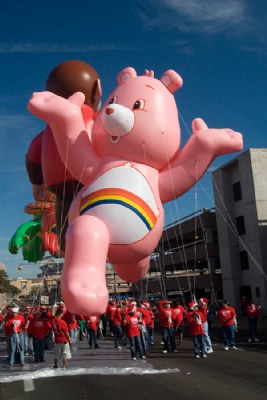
left=24, top=379, right=35, bottom=392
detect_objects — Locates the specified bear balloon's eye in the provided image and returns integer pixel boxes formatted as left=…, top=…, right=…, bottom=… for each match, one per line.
left=133, top=99, right=145, bottom=110
left=108, top=96, right=117, bottom=105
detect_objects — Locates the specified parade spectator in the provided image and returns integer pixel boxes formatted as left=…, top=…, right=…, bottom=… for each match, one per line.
left=27, top=307, right=50, bottom=363
left=217, top=300, right=238, bottom=350
left=4, top=304, right=25, bottom=368
left=198, top=298, right=213, bottom=353
left=124, top=304, right=145, bottom=360
left=187, top=302, right=207, bottom=358
left=246, top=299, right=261, bottom=343
left=52, top=308, right=72, bottom=369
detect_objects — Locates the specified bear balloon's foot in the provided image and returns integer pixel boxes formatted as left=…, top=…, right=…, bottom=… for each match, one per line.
left=61, top=274, right=108, bottom=315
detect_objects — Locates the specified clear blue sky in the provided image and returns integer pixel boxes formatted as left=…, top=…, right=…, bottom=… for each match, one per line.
left=0, top=0, right=266, bottom=279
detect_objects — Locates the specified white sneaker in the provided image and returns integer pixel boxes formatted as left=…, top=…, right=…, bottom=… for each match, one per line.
left=141, top=356, right=146, bottom=360
left=248, top=338, right=252, bottom=343
left=254, top=338, right=260, bottom=342
left=202, top=354, right=207, bottom=358
left=195, top=354, right=200, bottom=358
left=160, top=341, right=164, bottom=345
left=162, top=350, right=168, bottom=354
left=224, top=346, right=229, bottom=351
left=231, top=346, right=238, bottom=350
left=132, top=357, right=137, bottom=361
left=206, top=348, right=213, bottom=354
left=118, top=346, right=122, bottom=350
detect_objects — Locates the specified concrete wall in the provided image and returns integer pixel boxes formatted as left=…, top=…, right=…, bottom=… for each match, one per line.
left=213, top=149, right=267, bottom=314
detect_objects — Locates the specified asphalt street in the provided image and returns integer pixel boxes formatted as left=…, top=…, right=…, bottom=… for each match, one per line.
left=0, top=318, right=267, bottom=400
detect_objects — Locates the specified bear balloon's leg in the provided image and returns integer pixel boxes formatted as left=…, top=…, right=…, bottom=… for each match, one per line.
left=114, top=256, right=150, bottom=283
left=61, top=215, right=109, bottom=315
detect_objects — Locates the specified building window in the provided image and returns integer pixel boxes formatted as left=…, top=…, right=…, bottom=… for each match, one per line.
left=236, top=216, right=246, bottom=235
left=240, top=250, right=249, bottom=270
left=233, top=181, right=242, bottom=202
left=255, top=287, right=261, bottom=298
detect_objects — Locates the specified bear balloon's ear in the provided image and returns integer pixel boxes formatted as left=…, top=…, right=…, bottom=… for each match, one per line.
left=160, top=70, right=183, bottom=94
left=117, top=67, right=137, bottom=85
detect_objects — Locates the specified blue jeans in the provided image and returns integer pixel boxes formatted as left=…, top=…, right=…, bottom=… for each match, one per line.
left=248, top=317, right=258, bottom=340
left=9, top=332, right=25, bottom=366
left=114, top=324, right=125, bottom=348
left=69, top=328, right=78, bottom=349
left=69, top=329, right=77, bottom=343
left=139, top=326, right=149, bottom=354
left=24, top=331, right=33, bottom=354
left=88, top=329, right=98, bottom=348
left=203, top=321, right=212, bottom=351
left=162, top=327, right=176, bottom=351
left=222, top=324, right=235, bottom=347
left=129, top=336, right=144, bottom=358
left=33, top=337, right=45, bottom=362
left=193, top=334, right=205, bottom=356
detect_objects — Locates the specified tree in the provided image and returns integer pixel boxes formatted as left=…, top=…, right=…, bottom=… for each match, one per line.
left=0, top=269, right=21, bottom=296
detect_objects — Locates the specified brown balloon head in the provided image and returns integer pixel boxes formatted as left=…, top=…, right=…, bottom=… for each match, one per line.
left=45, top=60, right=102, bottom=111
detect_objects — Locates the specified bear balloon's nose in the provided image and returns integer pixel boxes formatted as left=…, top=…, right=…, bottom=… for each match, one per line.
left=106, top=107, right=114, bottom=115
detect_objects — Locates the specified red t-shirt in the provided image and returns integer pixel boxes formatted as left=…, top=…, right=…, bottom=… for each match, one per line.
left=172, top=305, right=186, bottom=326
left=150, top=310, right=155, bottom=329
left=52, top=317, right=70, bottom=343
left=107, top=305, right=117, bottom=321
left=158, top=306, right=174, bottom=328
left=62, top=311, right=78, bottom=330
left=4, top=313, right=25, bottom=335
left=85, top=316, right=99, bottom=332
left=187, top=311, right=204, bottom=336
left=125, top=314, right=140, bottom=337
left=217, top=307, right=236, bottom=326
left=141, top=309, right=151, bottom=325
left=198, top=306, right=208, bottom=323
left=247, top=304, right=260, bottom=318
left=27, top=317, right=50, bottom=339
left=113, top=309, right=123, bottom=326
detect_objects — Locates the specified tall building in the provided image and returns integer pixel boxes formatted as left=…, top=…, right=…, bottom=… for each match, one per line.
left=213, top=149, right=267, bottom=313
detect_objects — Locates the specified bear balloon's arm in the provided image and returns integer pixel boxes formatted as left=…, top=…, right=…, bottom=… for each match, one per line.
left=27, top=92, right=100, bottom=184
left=159, top=118, right=243, bottom=203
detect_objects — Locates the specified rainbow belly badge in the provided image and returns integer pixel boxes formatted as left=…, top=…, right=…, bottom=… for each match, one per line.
left=79, top=164, right=159, bottom=244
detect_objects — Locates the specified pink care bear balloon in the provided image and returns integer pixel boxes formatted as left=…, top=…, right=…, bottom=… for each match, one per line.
left=28, top=67, right=243, bottom=315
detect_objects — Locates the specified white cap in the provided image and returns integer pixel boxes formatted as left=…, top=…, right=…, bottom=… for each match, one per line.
left=11, top=307, right=19, bottom=313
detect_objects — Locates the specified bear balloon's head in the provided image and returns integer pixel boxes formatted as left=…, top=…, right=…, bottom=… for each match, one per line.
left=92, top=67, right=183, bottom=170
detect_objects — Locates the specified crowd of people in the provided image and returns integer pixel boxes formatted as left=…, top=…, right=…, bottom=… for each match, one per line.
left=0, top=296, right=262, bottom=368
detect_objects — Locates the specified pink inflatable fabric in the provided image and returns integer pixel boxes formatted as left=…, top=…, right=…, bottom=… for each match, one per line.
left=28, top=67, right=243, bottom=314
